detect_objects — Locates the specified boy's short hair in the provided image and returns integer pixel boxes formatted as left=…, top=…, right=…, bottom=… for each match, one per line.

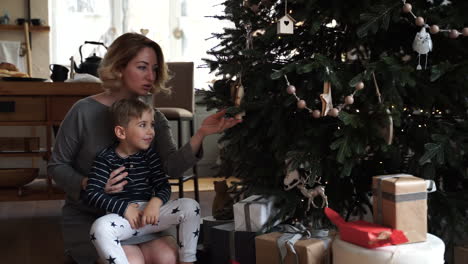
left=110, top=98, right=154, bottom=127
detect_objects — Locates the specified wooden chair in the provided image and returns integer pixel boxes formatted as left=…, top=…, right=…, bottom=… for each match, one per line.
left=153, top=62, right=199, bottom=202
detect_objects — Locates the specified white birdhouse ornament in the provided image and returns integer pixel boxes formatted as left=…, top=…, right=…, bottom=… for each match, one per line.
left=412, top=27, right=433, bottom=70
left=277, top=14, right=296, bottom=35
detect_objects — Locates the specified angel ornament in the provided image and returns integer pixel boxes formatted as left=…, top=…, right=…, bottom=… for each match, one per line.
left=412, top=27, right=433, bottom=70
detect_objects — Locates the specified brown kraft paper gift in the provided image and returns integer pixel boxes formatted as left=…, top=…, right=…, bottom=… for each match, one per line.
left=372, top=174, right=427, bottom=243
left=454, top=246, right=468, bottom=264
left=255, top=232, right=330, bottom=264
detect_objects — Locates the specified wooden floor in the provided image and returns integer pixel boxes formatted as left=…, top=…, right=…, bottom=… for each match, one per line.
left=0, top=177, right=227, bottom=264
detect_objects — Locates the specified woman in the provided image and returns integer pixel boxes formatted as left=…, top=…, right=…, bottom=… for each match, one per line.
left=48, top=32, right=240, bottom=264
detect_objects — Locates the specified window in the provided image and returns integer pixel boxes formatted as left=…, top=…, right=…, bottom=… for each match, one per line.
left=50, top=0, right=230, bottom=89
left=50, top=0, right=112, bottom=68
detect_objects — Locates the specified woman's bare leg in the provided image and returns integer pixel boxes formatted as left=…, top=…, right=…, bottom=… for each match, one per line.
left=139, top=236, right=178, bottom=264
left=122, top=245, right=145, bottom=264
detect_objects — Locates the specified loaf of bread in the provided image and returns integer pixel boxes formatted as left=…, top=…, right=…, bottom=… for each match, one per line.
left=0, top=62, right=29, bottom=78
left=0, top=62, right=19, bottom=72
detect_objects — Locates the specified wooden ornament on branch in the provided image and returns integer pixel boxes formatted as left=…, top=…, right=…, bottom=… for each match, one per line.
left=230, top=78, right=246, bottom=120
left=320, top=82, right=333, bottom=117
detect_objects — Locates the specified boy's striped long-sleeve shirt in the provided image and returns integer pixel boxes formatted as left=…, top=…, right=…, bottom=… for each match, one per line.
left=85, top=145, right=171, bottom=216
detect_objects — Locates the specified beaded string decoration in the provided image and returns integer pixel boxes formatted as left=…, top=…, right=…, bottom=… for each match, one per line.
left=283, top=73, right=364, bottom=119
left=402, top=0, right=468, bottom=38
left=401, top=0, right=468, bottom=69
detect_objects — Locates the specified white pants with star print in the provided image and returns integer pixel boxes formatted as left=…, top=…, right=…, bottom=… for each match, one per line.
left=90, top=198, right=200, bottom=264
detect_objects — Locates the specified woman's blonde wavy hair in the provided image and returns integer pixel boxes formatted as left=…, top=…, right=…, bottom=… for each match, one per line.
left=98, top=33, right=171, bottom=95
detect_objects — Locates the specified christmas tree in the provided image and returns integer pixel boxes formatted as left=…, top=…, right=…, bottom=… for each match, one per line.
left=200, top=0, right=467, bottom=261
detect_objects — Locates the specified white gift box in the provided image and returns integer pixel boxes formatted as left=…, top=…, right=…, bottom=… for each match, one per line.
left=234, top=195, right=276, bottom=232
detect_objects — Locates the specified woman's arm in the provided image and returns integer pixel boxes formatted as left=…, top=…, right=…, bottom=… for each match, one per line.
left=153, top=109, right=241, bottom=178
left=152, top=110, right=200, bottom=177
left=189, top=109, right=241, bottom=153
left=86, top=156, right=130, bottom=216
left=47, top=104, right=85, bottom=201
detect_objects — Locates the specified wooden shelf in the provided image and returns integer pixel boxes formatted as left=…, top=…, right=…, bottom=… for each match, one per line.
left=0, top=151, right=47, bottom=158
left=0, top=24, right=50, bottom=32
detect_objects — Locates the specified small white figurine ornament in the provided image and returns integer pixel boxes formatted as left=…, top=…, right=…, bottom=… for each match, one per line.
left=412, top=27, right=433, bottom=70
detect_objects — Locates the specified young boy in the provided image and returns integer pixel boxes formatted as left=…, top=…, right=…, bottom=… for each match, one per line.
left=86, top=98, right=200, bottom=264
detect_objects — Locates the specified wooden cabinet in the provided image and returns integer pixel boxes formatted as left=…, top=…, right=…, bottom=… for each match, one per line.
left=0, top=96, right=47, bottom=121
left=0, top=82, right=102, bottom=201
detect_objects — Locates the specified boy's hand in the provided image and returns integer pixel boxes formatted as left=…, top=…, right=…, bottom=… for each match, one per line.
left=124, top=203, right=141, bottom=229
left=142, top=198, right=162, bottom=226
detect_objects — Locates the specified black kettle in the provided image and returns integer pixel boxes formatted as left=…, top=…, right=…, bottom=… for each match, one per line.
left=73, top=41, right=107, bottom=77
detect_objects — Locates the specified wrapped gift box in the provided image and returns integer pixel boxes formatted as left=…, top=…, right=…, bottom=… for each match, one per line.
left=255, top=232, right=331, bottom=264
left=211, top=222, right=256, bottom=264
left=202, top=215, right=234, bottom=249
left=454, top=246, right=468, bottom=264
left=372, top=174, right=428, bottom=243
left=333, top=233, right=445, bottom=264
left=234, top=195, right=277, bottom=232
left=325, top=207, right=408, bottom=249
left=195, top=244, right=211, bottom=264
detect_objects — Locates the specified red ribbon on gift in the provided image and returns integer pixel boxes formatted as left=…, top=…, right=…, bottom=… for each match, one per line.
left=325, top=207, right=408, bottom=249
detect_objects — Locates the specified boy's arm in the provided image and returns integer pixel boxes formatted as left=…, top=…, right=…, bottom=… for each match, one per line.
left=85, top=156, right=130, bottom=216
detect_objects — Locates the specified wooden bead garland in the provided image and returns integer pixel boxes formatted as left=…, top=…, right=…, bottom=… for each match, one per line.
left=283, top=74, right=364, bottom=118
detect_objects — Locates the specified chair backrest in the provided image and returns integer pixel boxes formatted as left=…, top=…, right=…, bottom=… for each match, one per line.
left=153, top=62, right=194, bottom=113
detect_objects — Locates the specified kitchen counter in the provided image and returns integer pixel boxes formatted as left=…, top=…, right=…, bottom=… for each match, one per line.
left=0, top=81, right=103, bottom=95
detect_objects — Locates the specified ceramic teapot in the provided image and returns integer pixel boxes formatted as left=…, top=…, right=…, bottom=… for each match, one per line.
left=73, top=41, right=107, bottom=77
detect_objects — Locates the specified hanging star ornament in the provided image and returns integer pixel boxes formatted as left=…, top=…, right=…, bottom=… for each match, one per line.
left=320, top=82, right=333, bottom=117
left=412, top=27, right=433, bottom=70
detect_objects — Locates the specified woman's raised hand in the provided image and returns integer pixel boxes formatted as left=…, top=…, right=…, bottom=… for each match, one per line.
left=198, top=109, right=242, bottom=137
left=104, top=166, right=128, bottom=194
